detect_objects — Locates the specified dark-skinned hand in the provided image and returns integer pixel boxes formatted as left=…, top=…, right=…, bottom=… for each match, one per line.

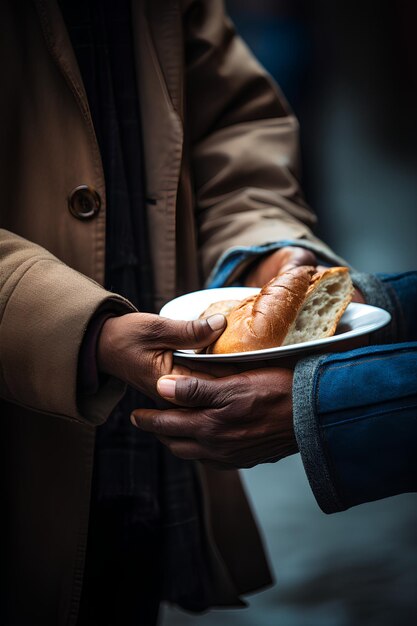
left=130, top=324, right=370, bottom=469
left=97, top=312, right=228, bottom=401
left=123, top=246, right=366, bottom=458
left=131, top=367, right=298, bottom=470
left=244, top=245, right=365, bottom=303
left=244, top=246, right=317, bottom=287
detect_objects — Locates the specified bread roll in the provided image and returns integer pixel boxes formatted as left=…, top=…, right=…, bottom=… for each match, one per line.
left=207, top=266, right=353, bottom=354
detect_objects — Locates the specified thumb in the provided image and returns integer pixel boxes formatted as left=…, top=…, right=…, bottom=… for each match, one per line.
left=156, top=313, right=226, bottom=350
left=157, top=374, right=224, bottom=407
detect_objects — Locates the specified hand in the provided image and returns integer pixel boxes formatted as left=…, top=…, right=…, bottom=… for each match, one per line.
left=352, top=287, right=366, bottom=304
left=244, top=246, right=317, bottom=287
left=97, top=312, right=226, bottom=399
left=131, top=368, right=298, bottom=469
left=244, top=246, right=366, bottom=304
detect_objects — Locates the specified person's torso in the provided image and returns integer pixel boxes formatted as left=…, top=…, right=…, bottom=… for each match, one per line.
left=0, top=0, right=200, bottom=310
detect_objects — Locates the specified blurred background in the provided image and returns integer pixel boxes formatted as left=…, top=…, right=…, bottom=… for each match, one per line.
left=163, top=1, right=417, bottom=625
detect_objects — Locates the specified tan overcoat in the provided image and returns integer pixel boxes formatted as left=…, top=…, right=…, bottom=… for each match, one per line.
left=0, top=1, right=335, bottom=624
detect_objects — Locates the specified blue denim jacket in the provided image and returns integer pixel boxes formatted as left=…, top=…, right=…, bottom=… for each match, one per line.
left=210, top=244, right=417, bottom=514
left=293, top=271, right=417, bottom=513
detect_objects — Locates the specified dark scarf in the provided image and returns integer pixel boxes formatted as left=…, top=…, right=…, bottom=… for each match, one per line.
left=60, top=0, right=213, bottom=611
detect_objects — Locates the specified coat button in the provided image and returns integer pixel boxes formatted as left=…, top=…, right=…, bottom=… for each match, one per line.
left=68, top=185, right=101, bottom=220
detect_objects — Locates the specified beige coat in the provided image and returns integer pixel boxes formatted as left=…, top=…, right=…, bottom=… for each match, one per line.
left=0, top=1, right=335, bottom=624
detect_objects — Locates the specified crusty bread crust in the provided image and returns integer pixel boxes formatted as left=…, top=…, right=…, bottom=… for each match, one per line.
left=206, top=266, right=353, bottom=354
left=208, top=266, right=315, bottom=354
left=198, top=299, right=242, bottom=319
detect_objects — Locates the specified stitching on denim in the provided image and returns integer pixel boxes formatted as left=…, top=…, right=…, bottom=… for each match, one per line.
left=325, top=400, right=417, bottom=429
left=317, top=350, right=417, bottom=413
left=321, top=349, right=417, bottom=372
left=382, top=272, right=417, bottom=282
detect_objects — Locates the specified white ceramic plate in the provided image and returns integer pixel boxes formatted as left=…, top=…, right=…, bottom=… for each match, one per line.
left=159, top=287, right=391, bottom=362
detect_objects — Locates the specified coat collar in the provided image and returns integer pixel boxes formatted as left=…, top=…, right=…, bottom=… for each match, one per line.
left=32, top=0, right=91, bottom=123
left=33, top=0, right=183, bottom=125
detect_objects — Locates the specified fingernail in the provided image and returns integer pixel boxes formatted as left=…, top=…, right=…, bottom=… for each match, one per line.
left=130, top=413, right=138, bottom=427
left=207, top=314, right=226, bottom=331
left=157, top=378, right=176, bottom=398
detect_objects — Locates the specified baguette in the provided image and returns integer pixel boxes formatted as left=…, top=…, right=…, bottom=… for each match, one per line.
left=204, top=266, right=353, bottom=354
left=198, top=299, right=242, bottom=319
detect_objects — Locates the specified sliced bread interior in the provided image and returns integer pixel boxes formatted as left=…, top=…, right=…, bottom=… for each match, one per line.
left=283, top=267, right=353, bottom=346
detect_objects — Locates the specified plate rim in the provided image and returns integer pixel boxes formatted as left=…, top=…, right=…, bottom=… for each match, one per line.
left=159, top=288, right=391, bottom=362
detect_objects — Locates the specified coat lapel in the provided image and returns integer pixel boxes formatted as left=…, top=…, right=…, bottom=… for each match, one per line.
left=33, top=0, right=185, bottom=306
left=32, top=0, right=94, bottom=129
left=132, top=0, right=184, bottom=306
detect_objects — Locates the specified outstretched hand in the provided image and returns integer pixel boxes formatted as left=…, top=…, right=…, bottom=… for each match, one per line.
left=244, top=245, right=365, bottom=303
left=244, top=246, right=317, bottom=287
left=131, top=368, right=298, bottom=469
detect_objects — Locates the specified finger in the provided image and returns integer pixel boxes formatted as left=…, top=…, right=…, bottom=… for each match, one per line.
left=153, top=314, right=226, bottom=350
left=173, top=355, right=241, bottom=378
left=156, top=374, right=232, bottom=407
left=280, top=261, right=310, bottom=274
left=245, top=246, right=318, bottom=286
left=157, top=436, right=212, bottom=461
left=200, top=459, right=235, bottom=471
left=170, top=363, right=219, bottom=381
left=352, top=287, right=366, bottom=304
left=131, top=407, right=200, bottom=438
left=289, top=246, right=317, bottom=263
left=279, top=250, right=318, bottom=274
left=156, top=438, right=240, bottom=469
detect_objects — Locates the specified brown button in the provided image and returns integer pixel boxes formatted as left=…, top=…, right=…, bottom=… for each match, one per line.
left=68, top=185, right=101, bottom=220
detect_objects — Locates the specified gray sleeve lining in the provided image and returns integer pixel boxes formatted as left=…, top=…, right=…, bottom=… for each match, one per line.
left=350, top=272, right=400, bottom=343
left=293, top=355, right=345, bottom=514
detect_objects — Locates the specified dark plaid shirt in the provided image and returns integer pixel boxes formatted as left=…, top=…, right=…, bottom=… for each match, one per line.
left=60, top=0, right=213, bottom=610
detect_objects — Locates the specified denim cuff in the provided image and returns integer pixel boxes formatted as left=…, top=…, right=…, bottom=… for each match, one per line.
left=350, top=272, right=400, bottom=343
left=293, top=355, right=345, bottom=514
left=207, top=240, right=350, bottom=288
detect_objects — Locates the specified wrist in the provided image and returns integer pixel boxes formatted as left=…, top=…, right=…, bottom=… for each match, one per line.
left=78, top=311, right=116, bottom=396
left=97, top=316, right=123, bottom=379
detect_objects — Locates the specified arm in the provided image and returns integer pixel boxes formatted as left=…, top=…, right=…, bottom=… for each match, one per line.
left=183, top=0, right=343, bottom=284
left=294, top=343, right=417, bottom=513
left=0, top=229, right=227, bottom=426
left=293, top=271, right=417, bottom=512
left=132, top=343, right=417, bottom=510
left=132, top=272, right=417, bottom=512
left=0, top=229, right=135, bottom=424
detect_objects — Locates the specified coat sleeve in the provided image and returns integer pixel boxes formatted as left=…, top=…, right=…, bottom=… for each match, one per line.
left=293, top=272, right=417, bottom=513
left=182, top=0, right=338, bottom=279
left=0, top=229, right=135, bottom=425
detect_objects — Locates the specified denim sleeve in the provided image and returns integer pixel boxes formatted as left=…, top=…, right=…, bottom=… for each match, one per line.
left=293, top=343, right=417, bottom=513
left=351, top=271, right=417, bottom=343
